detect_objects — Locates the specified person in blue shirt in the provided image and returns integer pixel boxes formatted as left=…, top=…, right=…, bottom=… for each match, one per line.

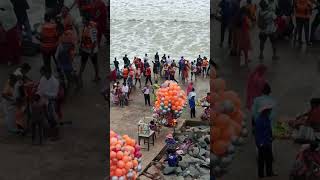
left=178, top=57, right=185, bottom=77
left=252, top=83, right=276, bottom=133
left=255, top=105, right=277, bottom=178
left=189, top=88, right=196, bottom=118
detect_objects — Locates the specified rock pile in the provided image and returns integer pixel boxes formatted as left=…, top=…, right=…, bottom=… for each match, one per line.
left=142, top=126, right=210, bottom=180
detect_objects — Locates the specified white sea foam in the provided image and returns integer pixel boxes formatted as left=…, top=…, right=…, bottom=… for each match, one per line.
left=111, top=0, right=210, bottom=67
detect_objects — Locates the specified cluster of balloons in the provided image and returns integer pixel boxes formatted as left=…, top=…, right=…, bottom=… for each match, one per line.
left=110, top=130, right=142, bottom=180
left=153, top=81, right=187, bottom=127
left=210, top=78, right=248, bottom=156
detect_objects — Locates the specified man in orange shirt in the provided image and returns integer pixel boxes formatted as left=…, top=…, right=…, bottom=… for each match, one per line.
left=294, top=0, right=313, bottom=45
left=122, top=66, right=129, bottom=83
left=40, top=13, right=59, bottom=71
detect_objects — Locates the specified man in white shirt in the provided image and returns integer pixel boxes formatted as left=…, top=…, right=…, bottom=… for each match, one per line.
left=188, top=89, right=197, bottom=100
left=142, top=84, right=151, bottom=106
left=121, top=82, right=129, bottom=98
left=166, top=55, right=172, bottom=65
left=37, top=68, right=60, bottom=100
left=37, top=67, right=60, bottom=129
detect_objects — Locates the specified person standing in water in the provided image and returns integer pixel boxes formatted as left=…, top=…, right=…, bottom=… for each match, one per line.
left=114, top=57, right=119, bottom=72
left=155, top=52, right=160, bottom=61
left=123, top=54, right=130, bottom=67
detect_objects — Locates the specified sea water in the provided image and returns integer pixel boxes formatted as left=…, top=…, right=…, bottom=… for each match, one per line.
left=111, top=0, right=210, bottom=68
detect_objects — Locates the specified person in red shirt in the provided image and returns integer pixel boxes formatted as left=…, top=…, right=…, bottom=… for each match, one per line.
left=122, top=66, right=129, bottom=83
left=92, top=0, right=107, bottom=47
left=145, top=66, right=153, bottom=85
left=133, top=57, right=139, bottom=68
left=135, top=67, right=142, bottom=88
left=137, top=58, right=144, bottom=74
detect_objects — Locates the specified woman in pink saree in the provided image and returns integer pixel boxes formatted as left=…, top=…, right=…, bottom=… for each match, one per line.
left=246, top=64, right=267, bottom=110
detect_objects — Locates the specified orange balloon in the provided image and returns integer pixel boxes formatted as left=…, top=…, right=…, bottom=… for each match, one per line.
left=115, top=144, right=121, bottom=150
left=122, top=155, right=129, bottom=162
left=230, top=110, right=244, bottom=125
left=212, top=78, right=226, bottom=93
left=125, top=161, right=133, bottom=170
left=127, top=156, right=132, bottom=161
left=214, top=114, right=232, bottom=129
left=211, top=140, right=229, bottom=156
left=230, top=120, right=242, bottom=136
left=110, top=165, right=116, bottom=171
left=115, top=168, right=123, bottom=176
left=110, top=151, right=116, bottom=159
left=110, top=137, right=118, bottom=145
left=220, top=126, right=237, bottom=141
left=211, top=127, right=221, bottom=142
left=116, top=151, right=123, bottom=160
left=110, top=170, right=115, bottom=176
left=117, top=160, right=125, bottom=168
left=133, top=159, right=138, bottom=167
left=112, top=158, right=118, bottom=164
left=222, top=90, right=242, bottom=109
left=212, top=93, right=222, bottom=103
left=122, top=168, right=127, bottom=175
left=110, top=130, right=116, bottom=137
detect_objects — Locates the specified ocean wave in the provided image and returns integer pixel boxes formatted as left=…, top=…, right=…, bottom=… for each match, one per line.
left=110, top=18, right=209, bottom=24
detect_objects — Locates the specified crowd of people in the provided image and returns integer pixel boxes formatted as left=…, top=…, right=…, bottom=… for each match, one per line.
left=110, top=53, right=213, bottom=110
left=0, top=0, right=108, bottom=145
left=215, top=0, right=320, bottom=177
left=217, top=0, right=320, bottom=65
